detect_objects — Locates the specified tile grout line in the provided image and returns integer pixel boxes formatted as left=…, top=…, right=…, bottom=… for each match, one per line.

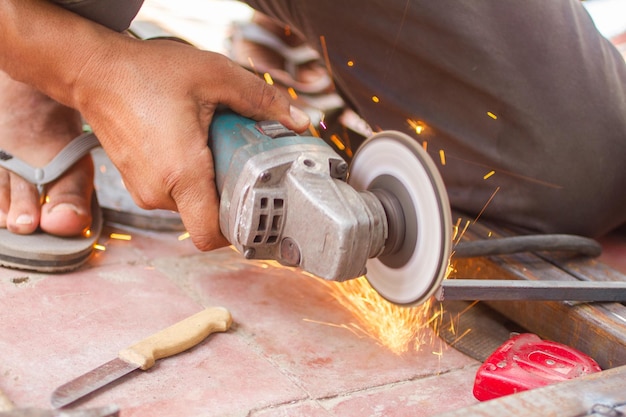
left=248, top=363, right=481, bottom=416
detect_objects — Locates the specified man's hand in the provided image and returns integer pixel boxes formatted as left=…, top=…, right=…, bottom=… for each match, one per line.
left=0, top=1, right=309, bottom=250
left=74, top=37, right=310, bottom=250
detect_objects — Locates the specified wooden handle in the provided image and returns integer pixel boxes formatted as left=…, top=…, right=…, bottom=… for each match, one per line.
left=118, top=307, right=232, bottom=370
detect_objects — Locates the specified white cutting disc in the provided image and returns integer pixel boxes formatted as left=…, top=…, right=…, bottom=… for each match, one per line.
left=349, top=131, right=452, bottom=305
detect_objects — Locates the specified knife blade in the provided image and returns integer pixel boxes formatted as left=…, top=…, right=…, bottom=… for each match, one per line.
left=51, top=307, right=232, bottom=409
left=0, top=405, right=120, bottom=417
left=2, top=383, right=119, bottom=417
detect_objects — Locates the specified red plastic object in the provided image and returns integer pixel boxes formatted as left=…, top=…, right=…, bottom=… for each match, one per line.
left=473, top=333, right=601, bottom=401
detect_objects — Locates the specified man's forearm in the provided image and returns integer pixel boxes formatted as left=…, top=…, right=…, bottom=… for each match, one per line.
left=0, top=0, right=124, bottom=109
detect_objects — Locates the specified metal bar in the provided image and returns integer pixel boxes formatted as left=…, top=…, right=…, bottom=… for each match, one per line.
left=436, top=279, right=626, bottom=301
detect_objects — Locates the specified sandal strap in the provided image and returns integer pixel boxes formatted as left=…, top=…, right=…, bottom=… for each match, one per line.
left=236, top=22, right=321, bottom=66
left=0, top=132, right=101, bottom=194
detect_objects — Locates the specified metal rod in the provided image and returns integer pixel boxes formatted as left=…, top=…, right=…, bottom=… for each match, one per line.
left=436, top=279, right=626, bottom=302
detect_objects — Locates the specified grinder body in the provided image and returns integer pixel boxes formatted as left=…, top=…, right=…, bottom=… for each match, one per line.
left=209, top=112, right=387, bottom=281
left=209, top=111, right=451, bottom=306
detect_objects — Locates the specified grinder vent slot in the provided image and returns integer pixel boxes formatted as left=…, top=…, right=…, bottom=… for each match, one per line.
left=252, top=196, right=285, bottom=245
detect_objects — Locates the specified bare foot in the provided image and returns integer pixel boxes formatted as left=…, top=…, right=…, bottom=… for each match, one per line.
left=0, top=71, right=94, bottom=237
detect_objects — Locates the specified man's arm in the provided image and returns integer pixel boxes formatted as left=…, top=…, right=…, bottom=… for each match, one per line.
left=0, top=0, right=309, bottom=250
left=0, top=0, right=113, bottom=108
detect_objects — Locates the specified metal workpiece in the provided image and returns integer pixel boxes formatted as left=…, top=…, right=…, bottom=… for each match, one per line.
left=436, top=279, right=626, bottom=302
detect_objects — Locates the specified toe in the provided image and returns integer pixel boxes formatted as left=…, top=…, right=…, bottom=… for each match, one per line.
left=40, top=155, right=94, bottom=237
left=6, top=172, right=41, bottom=234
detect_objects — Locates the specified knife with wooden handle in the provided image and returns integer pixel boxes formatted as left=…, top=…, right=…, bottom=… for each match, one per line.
left=51, top=307, right=232, bottom=409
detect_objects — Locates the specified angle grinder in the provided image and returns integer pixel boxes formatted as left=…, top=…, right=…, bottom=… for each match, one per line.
left=208, top=111, right=451, bottom=306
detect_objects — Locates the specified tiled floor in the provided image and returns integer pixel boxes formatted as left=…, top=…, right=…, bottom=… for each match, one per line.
left=2, top=214, right=625, bottom=417
left=0, top=221, right=479, bottom=416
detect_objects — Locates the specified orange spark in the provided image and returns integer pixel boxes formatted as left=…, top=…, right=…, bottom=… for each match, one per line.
left=110, top=233, right=132, bottom=241
left=407, top=119, right=426, bottom=135
left=449, top=328, right=472, bottom=347
left=473, top=186, right=500, bottom=224
left=303, top=318, right=367, bottom=339
left=372, top=96, right=380, bottom=103
left=307, top=124, right=321, bottom=138
left=454, top=219, right=471, bottom=245
left=287, top=87, right=298, bottom=100
left=483, top=170, right=495, bottom=180
left=330, top=134, right=346, bottom=151
left=347, top=60, right=354, bottom=67
left=321, top=277, right=439, bottom=354
left=432, top=345, right=444, bottom=357
left=439, top=149, right=446, bottom=166
left=263, top=73, right=274, bottom=85
left=178, top=232, right=190, bottom=241
left=246, top=57, right=259, bottom=77
left=249, top=221, right=470, bottom=359
left=487, top=111, right=498, bottom=120
left=440, top=301, right=479, bottom=347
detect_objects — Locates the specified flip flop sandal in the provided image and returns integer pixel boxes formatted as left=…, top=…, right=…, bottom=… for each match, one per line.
left=0, top=133, right=103, bottom=272
left=92, top=147, right=184, bottom=231
left=227, top=21, right=334, bottom=95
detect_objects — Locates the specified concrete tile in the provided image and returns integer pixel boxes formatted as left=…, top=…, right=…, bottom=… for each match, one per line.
left=251, top=400, right=333, bottom=417
left=318, top=366, right=480, bottom=417
left=154, top=249, right=478, bottom=400
left=249, top=366, right=480, bottom=417
left=0, top=259, right=309, bottom=416
left=82, top=334, right=307, bottom=417
left=0, top=262, right=204, bottom=408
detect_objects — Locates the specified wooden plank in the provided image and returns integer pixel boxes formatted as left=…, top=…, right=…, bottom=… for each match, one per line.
left=432, top=364, right=626, bottom=417
left=449, top=212, right=626, bottom=369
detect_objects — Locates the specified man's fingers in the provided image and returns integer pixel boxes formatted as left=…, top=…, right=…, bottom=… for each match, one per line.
left=167, top=148, right=228, bottom=251
left=174, top=178, right=228, bottom=251
left=213, top=60, right=310, bottom=133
